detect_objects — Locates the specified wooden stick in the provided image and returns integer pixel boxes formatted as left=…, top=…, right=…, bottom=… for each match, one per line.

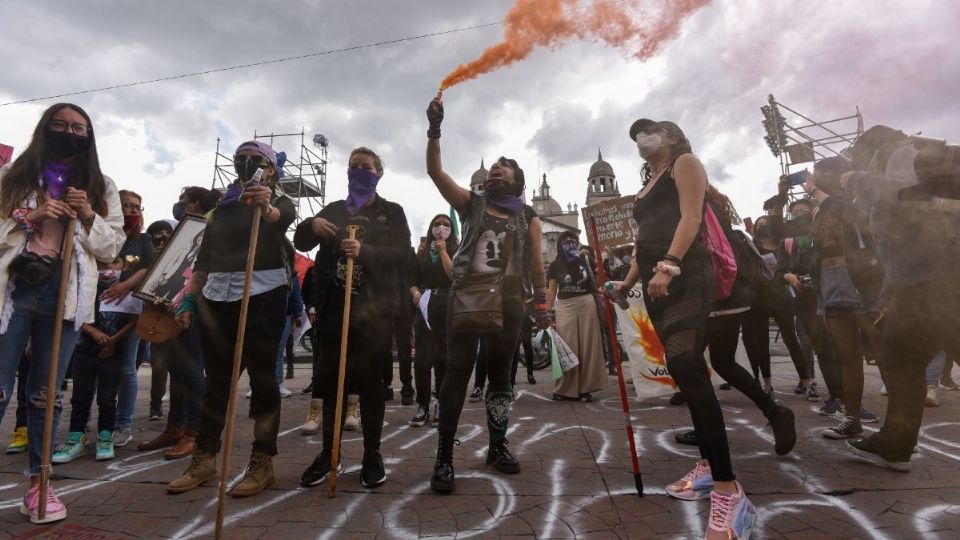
left=214, top=205, right=263, bottom=539
left=328, top=224, right=359, bottom=498
left=589, top=218, right=643, bottom=497
left=38, top=217, right=77, bottom=520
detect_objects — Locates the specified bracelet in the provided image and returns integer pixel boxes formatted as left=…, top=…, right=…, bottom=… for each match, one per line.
left=654, top=261, right=682, bottom=277
left=533, top=291, right=547, bottom=305
left=663, top=254, right=682, bottom=265
left=12, top=208, right=35, bottom=233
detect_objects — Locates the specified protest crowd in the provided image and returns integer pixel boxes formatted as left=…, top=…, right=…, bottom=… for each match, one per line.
left=0, top=98, right=956, bottom=540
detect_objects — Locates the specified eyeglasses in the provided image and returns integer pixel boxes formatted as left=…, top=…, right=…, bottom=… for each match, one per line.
left=47, top=120, right=91, bottom=137
left=122, top=203, right=144, bottom=212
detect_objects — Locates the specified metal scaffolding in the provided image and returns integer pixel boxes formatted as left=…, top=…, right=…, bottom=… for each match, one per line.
left=211, top=129, right=328, bottom=232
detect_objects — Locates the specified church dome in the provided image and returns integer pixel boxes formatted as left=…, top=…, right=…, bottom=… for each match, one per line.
left=589, top=149, right=615, bottom=179
left=470, top=158, right=488, bottom=188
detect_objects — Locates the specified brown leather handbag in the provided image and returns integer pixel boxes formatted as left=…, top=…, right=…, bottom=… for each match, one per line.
left=450, top=229, right=514, bottom=333
left=136, top=303, right=183, bottom=343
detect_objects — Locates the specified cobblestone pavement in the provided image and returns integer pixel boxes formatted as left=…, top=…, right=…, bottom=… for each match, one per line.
left=0, top=347, right=957, bottom=539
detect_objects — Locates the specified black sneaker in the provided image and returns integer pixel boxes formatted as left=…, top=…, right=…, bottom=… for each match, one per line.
left=431, top=433, right=458, bottom=494
left=486, top=440, right=521, bottom=474
left=149, top=407, right=164, bottom=421
left=468, top=387, right=484, bottom=402
left=818, top=398, right=841, bottom=416
left=300, top=384, right=313, bottom=395
left=409, top=406, right=429, bottom=427
left=793, top=382, right=805, bottom=395
left=527, top=372, right=537, bottom=385
left=669, top=392, right=685, bottom=406
left=824, top=415, right=863, bottom=439
left=360, top=450, right=387, bottom=488
left=300, top=450, right=339, bottom=487
left=846, top=437, right=911, bottom=472
left=805, top=385, right=822, bottom=402
left=674, top=430, right=699, bottom=446
left=718, top=383, right=732, bottom=390
left=383, top=386, right=395, bottom=401
left=400, top=385, right=415, bottom=406
left=764, top=403, right=797, bottom=455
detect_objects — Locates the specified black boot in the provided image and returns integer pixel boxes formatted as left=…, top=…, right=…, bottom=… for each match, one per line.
left=764, top=402, right=797, bottom=456
left=431, top=430, right=458, bottom=493
left=486, top=439, right=521, bottom=474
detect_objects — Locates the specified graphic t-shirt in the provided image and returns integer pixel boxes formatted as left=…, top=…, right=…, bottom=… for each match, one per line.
left=548, top=258, right=593, bottom=299
left=471, top=213, right=509, bottom=273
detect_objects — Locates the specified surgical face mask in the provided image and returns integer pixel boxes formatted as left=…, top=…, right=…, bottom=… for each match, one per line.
left=98, top=269, right=119, bottom=285
left=432, top=224, right=451, bottom=241
left=636, top=133, right=663, bottom=159
left=172, top=202, right=187, bottom=221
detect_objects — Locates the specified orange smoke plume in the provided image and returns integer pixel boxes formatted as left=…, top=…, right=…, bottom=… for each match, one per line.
left=440, top=0, right=711, bottom=90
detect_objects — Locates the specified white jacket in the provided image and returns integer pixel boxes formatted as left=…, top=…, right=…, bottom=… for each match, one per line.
left=0, top=164, right=126, bottom=332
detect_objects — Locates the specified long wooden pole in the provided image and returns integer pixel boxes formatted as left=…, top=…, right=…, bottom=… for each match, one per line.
left=589, top=218, right=643, bottom=497
left=38, top=217, right=77, bottom=520
left=328, top=224, right=358, bottom=498
left=214, top=204, right=263, bottom=539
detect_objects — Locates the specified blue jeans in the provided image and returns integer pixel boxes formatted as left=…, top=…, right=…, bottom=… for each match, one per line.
left=161, top=323, right=205, bottom=431
left=0, top=269, right=81, bottom=475
left=111, top=330, right=140, bottom=432
left=926, top=351, right=946, bottom=386
left=68, top=330, right=128, bottom=434
left=275, top=315, right=292, bottom=385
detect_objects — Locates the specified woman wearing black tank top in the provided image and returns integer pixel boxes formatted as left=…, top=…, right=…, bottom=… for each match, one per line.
left=613, top=119, right=756, bottom=540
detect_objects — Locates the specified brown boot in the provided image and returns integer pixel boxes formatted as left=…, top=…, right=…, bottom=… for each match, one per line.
left=228, top=452, right=274, bottom=498
left=164, top=429, right=197, bottom=460
left=167, top=448, right=217, bottom=494
left=138, top=424, right=182, bottom=451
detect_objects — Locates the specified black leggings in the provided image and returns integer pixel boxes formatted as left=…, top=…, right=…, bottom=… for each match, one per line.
left=794, top=293, right=843, bottom=400
left=510, top=315, right=535, bottom=384
left=824, top=309, right=882, bottom=417
left=438, top=295, right=524, bottom=437
left=413, top=314, right=447, bottom=408
left=706, top=312, right=774, bottom=412
left=741, top=298, right=808, bottom=381
left=643, top=256, right=734, bottom=482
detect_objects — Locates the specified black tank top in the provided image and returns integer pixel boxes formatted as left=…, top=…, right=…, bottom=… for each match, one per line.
left=632, top=166, right=705, bottom=264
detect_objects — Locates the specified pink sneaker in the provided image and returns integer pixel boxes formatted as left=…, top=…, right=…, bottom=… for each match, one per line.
left=666, top=460, right=714, bottom=500
left=20, top=483, right=67, bottom=524
left=705, top=482, right=756, bottom=539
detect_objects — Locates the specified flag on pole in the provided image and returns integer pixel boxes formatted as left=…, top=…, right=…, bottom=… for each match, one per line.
left=449, top=204, right=460, bottom=239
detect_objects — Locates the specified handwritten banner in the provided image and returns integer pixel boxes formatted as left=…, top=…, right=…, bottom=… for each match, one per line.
left=581, top=195, right=637, bottom=251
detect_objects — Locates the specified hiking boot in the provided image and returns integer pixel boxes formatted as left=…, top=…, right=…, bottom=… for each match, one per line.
left=138, top=424, right=182, bottom=451
left=302, top=399, right=323, bottom=435
left=6, top=426, right=27, bottom=454
left=344, top=400, right=360, bottom=431
left=95, top=430, right=115, bottom=461
left=300, top=449, right=340, bottom=487
left=486, top=439, right=521, bottom=474
left=409, top=406, right=429, bottom=427
left=705, top=482, right=757, bottom=539
left=818, top=398, right=841, bottom=416
left=468, top=386, right=484, bottom=402
left=168, top=448, right=217, bottom=493
left=228, top=452, right=274, bottom=498
left=764, top=403, right=797, bottom=456
left=431, top=431, right=459, bottom=494
left=675, top=430, right=699, bottom=446
left=925, top=385, right=940, bottom=407
left=164, top=429, right=197, bottom=460
left=21, top=483, right=67, bottom=524
left=52, top=432, right=87, bottom=464
left=846, top=436, right=911, bottom=472
left=361, top=450, right=387, bottom=488
left=400, top=384, right=415, bottom=406
left=824, top=415, right=863, bottom=440
left=666, top=460, right=714, bottom=501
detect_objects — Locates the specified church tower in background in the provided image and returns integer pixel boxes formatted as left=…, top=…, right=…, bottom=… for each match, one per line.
left=585, top=149, right=619, bottom=208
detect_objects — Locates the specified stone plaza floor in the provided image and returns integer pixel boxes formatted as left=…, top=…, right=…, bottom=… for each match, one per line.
left=0, top=347, right=957, bottom=539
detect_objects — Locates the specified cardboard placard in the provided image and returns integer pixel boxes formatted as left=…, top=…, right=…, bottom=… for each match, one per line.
left=581, top=196, right=637, bottom=251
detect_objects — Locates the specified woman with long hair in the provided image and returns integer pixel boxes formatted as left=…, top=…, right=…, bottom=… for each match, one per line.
left=613, top=119, right=756, bottom=539
left=425, top=96, right=550, bottom=493
left=296, top=146, right=411, bottom=489
left=547, top=231, right=608, bottom=401
left=0, top=103, right=125, bottom=523
left=408, top=213, right=458, bottom=426
left=169, top=141, right=296, bottom=498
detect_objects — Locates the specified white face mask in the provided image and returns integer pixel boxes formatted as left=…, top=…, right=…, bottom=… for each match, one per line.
left=636, top=133, right=663, bottom=159
left=432, top=224, right=451, bottom=241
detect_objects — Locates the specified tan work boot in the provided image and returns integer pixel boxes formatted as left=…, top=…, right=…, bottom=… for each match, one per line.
left=164, top=429, right=197, bottom=460
left=344, top=395, right=360, bottom=431
left=228, top=452, right=274, bottom=498
left=302, top=399, right=323, bottom=435
left=138, top=424, right=182, bottom=451
left=168, top=448, right=217, bottom=493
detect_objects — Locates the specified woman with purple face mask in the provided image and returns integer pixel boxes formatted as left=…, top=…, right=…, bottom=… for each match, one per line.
left=546, top=232, right=609, bottom=401
left=408, top=214, right=459, bottom=427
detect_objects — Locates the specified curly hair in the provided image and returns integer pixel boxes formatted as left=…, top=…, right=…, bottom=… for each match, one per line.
left=706, top=184, right=741, bottom=226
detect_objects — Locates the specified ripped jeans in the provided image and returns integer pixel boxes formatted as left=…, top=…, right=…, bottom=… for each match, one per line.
left=0, top=269, right=81, bottom=475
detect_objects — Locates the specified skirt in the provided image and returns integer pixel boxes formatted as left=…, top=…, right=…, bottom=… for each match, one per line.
left=553, top=293, right=609, bottom=398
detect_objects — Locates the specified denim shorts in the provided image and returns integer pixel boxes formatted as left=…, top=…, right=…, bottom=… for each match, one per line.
left=819, top=266, right=864, bottom=311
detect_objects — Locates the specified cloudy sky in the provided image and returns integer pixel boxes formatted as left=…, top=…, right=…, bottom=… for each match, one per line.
left=1, top=0, right=956, bottom=246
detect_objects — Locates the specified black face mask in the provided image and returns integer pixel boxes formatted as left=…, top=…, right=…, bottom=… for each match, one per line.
left=45, top=130, right=90, bottom=159
left=484, top=177, right=517, bottom=198
left=172, top=202, right=187, bottom=221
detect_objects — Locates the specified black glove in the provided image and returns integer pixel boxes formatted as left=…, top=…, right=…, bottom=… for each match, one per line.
left=427, top=97, right=444, bottom=139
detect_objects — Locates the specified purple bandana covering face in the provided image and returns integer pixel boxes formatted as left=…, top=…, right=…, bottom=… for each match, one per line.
left=484, top=193, right=524, bottom=213
left=560, top=239, right=580, bottom=262
left=42, top=162, right=72, bottom=199
left=346, top=167, right=380, bottom=215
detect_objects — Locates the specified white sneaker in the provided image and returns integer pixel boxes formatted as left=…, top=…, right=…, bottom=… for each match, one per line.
left=925, top=386, right=940, bottom=407
left=302, top=399, right=322, bottom=435
left=279, top=385, right=293, bottom=398
left=245, top=389, right=252, bottom=399
left=344, top=401, right=360, bottom=431
left=161, top=392, right=169, bottom=402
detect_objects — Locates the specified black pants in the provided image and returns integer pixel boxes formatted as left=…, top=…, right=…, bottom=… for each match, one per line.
left=414, top=314, right=447, bottom=408
left=794, top=292, right=843, bottom=400
left=706, top=312, right=774, bottom=412
left=156, top=325, right=205, bottom=431
left=316, top=309, right=391, bottom=452
left=69, top=338, right=123, bottom=433
left=196, top=287, right=286, bottom=456
left=824, top=309, right=882, bottom=417
left=382, top=313, right=413, bottom=388
left=510, top=314, right=535, bottom=384
left=438, top=294, right=524, bottom=436
left=150, top=344, right=169, bottom=411
left=473, top=339, right=488, bottom=390
left=643, top=255, right=734, bottom=482
left=742, top=298, right=808, bottom=380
